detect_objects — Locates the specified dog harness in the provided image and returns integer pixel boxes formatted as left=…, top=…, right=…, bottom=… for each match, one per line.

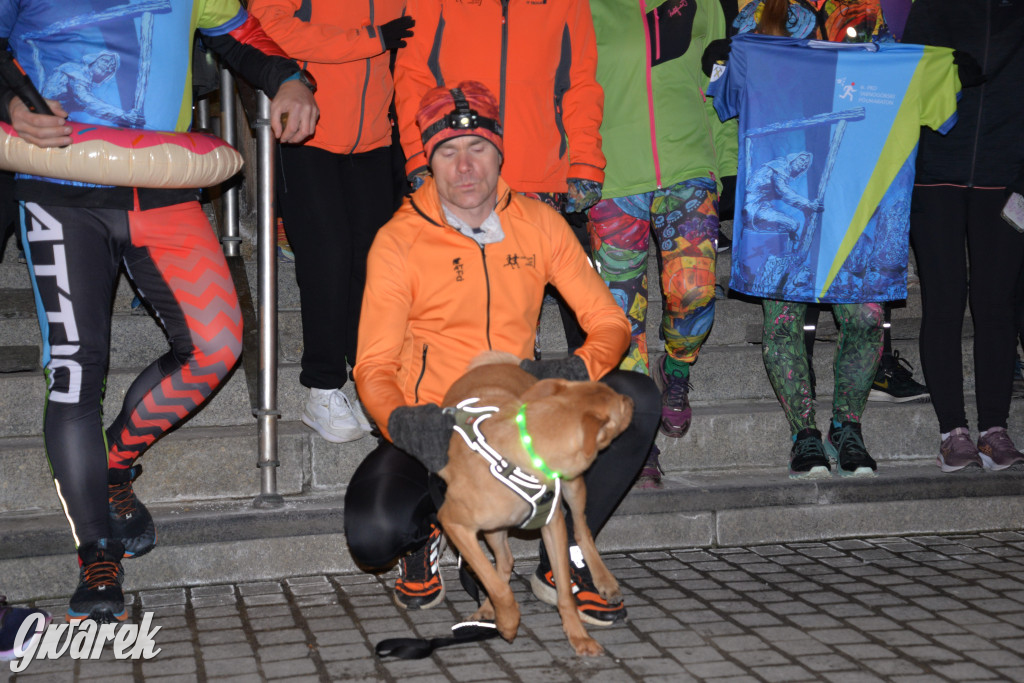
left=447, top=398, right=560, bottom=531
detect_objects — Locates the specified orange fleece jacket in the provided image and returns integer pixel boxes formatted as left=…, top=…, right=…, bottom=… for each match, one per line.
left=355, top=177, right=629, bottom=439
left=394, top=0, right=605, bottom=193
left=250, top=0, right=406, bottom=154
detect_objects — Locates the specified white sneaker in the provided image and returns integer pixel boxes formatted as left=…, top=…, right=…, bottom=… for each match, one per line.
left=302, top=388, right=367, bottom=443
left=351, top=397, right=373, bottom=434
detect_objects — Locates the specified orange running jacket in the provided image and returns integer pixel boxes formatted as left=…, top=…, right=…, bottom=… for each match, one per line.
left=354, top=177, right=630, bottom=439
left=250, top=0, right=406, bottom=154
left=394, top=0, right=605, bottom=193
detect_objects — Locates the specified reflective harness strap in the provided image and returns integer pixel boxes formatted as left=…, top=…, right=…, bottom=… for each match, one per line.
left=448, top=398, right=560, bottom=530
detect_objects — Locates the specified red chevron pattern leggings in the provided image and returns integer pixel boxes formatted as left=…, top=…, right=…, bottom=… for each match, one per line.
left=21, top=199, right=242, bottom=547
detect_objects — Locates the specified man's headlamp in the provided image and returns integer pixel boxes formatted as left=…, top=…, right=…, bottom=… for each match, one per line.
left=421, top=87, right=502, bottom=145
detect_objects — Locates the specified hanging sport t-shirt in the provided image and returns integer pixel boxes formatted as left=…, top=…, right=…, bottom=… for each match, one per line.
left=708, top=33, right=959, bottom=303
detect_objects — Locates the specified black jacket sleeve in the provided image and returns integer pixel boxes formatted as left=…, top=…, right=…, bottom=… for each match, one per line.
left=200, top=28, right=299, bottom=99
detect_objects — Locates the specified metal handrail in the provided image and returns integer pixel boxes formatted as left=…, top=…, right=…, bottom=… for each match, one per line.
left=209, top=70, right=281, bottom=507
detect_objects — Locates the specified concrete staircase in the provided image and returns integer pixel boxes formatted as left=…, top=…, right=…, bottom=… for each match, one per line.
left=2, top=209, right=1022, bottom=604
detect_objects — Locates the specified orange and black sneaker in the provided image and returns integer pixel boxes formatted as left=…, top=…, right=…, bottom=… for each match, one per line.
left=530, top=545, right=626, bottom=626
left=393, top=524, right=445, bottom=610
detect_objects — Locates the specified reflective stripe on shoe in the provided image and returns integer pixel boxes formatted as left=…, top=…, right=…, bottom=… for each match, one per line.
left=394, top=525, right=446, bottom=610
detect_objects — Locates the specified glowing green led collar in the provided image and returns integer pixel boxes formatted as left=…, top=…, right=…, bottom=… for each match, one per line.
left=514, top=403, right=561, bottom=480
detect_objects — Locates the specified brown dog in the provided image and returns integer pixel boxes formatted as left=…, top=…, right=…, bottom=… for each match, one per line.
left=437, top=352, right=634, bottom=656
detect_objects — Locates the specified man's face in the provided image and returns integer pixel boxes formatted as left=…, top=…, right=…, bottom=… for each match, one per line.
left=431, top=135, right=501, bottom=222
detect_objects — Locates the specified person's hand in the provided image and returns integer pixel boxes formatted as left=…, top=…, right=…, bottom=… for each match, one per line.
left=808, top=200, right=824, bottom=213
left=701, top=37, right=732, bottom=77
left=520, top=355, right=589, bottom=382
left=270, top=79, right=319, bottom=143
left=564, top=178, right=602, bottom=213
left=953, top=50, right=986, bottom=88
left=380, top=15, right=415, bottom=50
left=408, top=165, right=430, bottom=191
left=387, top=403, right=456, bottom=472
left=116, top=109, right=145, bottom=127
left=7, top=96, right=71, bottom=148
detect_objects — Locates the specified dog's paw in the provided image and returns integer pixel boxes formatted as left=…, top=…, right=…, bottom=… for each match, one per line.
left=471, top=601, right=496, bottom=623
left=570, top=635, right=605, bottom=657
left=496, top=613, right=520, bottom=643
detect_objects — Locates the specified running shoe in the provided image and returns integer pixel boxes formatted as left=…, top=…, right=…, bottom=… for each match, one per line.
left=0, top=597, right=51, bottom=661
left=869, top=350, right=929, bottom=403
left=825, top=421, right=877, bottom=477
left=67, top=539, right=127, bottom=623
left=654, top=357, right=692, bottom=437
left=937, top=428, right=984, bottom=473
left=789, top=428, right=831, bottom=480
left=108, top=464, right=157, bottom=558
left=530, top=545, right=626, bottom=626
left=302, top=388, right=368, bottom=443
left=393, top=524, right=445, bottom=610
left=977, top=427, right=1024, bottom=472
left=634, top=443, right=663, bottom=489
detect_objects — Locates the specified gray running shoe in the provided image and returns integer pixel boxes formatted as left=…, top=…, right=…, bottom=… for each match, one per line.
left=937, top=428, right=983, bottom=473
left=977, top=427, right=1024, bottom=471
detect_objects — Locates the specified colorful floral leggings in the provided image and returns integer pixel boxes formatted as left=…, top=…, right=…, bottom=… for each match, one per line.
left=762, top=299, right=884, bottom=434
left=588, top=177, right=719, bottom=375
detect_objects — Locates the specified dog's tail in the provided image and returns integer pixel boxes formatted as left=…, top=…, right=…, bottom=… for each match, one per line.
left=466, top=350, right=522, bottom=371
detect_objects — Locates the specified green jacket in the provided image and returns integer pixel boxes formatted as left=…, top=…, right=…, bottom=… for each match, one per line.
left=591, top=0, right=738, bottom=199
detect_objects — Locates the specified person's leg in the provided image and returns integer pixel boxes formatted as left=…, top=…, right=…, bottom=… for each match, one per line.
left=344, top=442, right=437, bottom=568
left=21, top=202, right=129, bottom=621
left=588, top=195, right=652, bottom=374
left=826, top=302, right=884, bottom=476
left=278, top=145, right=356, bottom=389
left=830, top=302, right=884, bottom=426
left=21, top=203, right=120, bottom=549
left=106, top=201, right=243, bottom=468
left=909, top=185, right=969, bottom=433
left=909, top=185, right=983, bottom=472
left=967, top=189, right=1024, bottom=432
left=967, top=189, right=1024, bottom=470
left=762, top=299, right=832, bottom=478
left=334, top=146, right=397, bottom=374
left=761, top=299, right=814, bottom=433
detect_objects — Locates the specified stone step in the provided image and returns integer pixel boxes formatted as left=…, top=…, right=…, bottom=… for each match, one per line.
left=3, top=380, right=1019, bottom=516
left=3, top=460, right=1022, bottom=603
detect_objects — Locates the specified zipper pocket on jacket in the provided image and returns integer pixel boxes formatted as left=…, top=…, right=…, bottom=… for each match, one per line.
left=414, top=343, right=429, bottom=404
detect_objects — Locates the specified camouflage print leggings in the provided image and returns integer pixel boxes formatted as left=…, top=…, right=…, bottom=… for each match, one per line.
left=761, top=299, right=884, bottom=434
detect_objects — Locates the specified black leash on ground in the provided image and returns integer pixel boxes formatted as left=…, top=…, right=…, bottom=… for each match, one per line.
left=375, top=620, right=500, bottom=659
left=375, top=475, right=498, bottom=660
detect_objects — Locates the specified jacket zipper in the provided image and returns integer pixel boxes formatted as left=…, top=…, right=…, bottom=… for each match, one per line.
left=350, top=0, right=376, bottom=152
left=967, top=2, right=991, bottom=188
left=639, top=0, right=663, bottom=188
left=413, top=343, right=429, bottom=403
left=499, top=0, right=510, bottom=125
left=479, top=243, right=493, bottom=348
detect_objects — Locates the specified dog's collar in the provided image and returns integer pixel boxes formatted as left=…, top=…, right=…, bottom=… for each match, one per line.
left=514, top=404, right=562, bottom=480
left=450, top=398, right=560, bottom=530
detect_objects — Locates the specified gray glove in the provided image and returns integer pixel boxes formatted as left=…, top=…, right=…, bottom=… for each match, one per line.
left=387, top=404, right=455, bottom=473
left=519, top=355, right=589, bottom=382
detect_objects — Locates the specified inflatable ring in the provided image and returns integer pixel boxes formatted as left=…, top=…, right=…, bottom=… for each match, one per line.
left=0, top=120, right=243, bottom=189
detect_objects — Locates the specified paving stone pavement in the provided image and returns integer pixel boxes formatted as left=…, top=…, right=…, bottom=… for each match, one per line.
left=6, top=531, right=1024, bottom=682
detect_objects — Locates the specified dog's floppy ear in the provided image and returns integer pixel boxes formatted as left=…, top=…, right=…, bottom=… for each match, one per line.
left=521, top=378, right=569, bottom=402
left=580, top=410, right=609, bottom=457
